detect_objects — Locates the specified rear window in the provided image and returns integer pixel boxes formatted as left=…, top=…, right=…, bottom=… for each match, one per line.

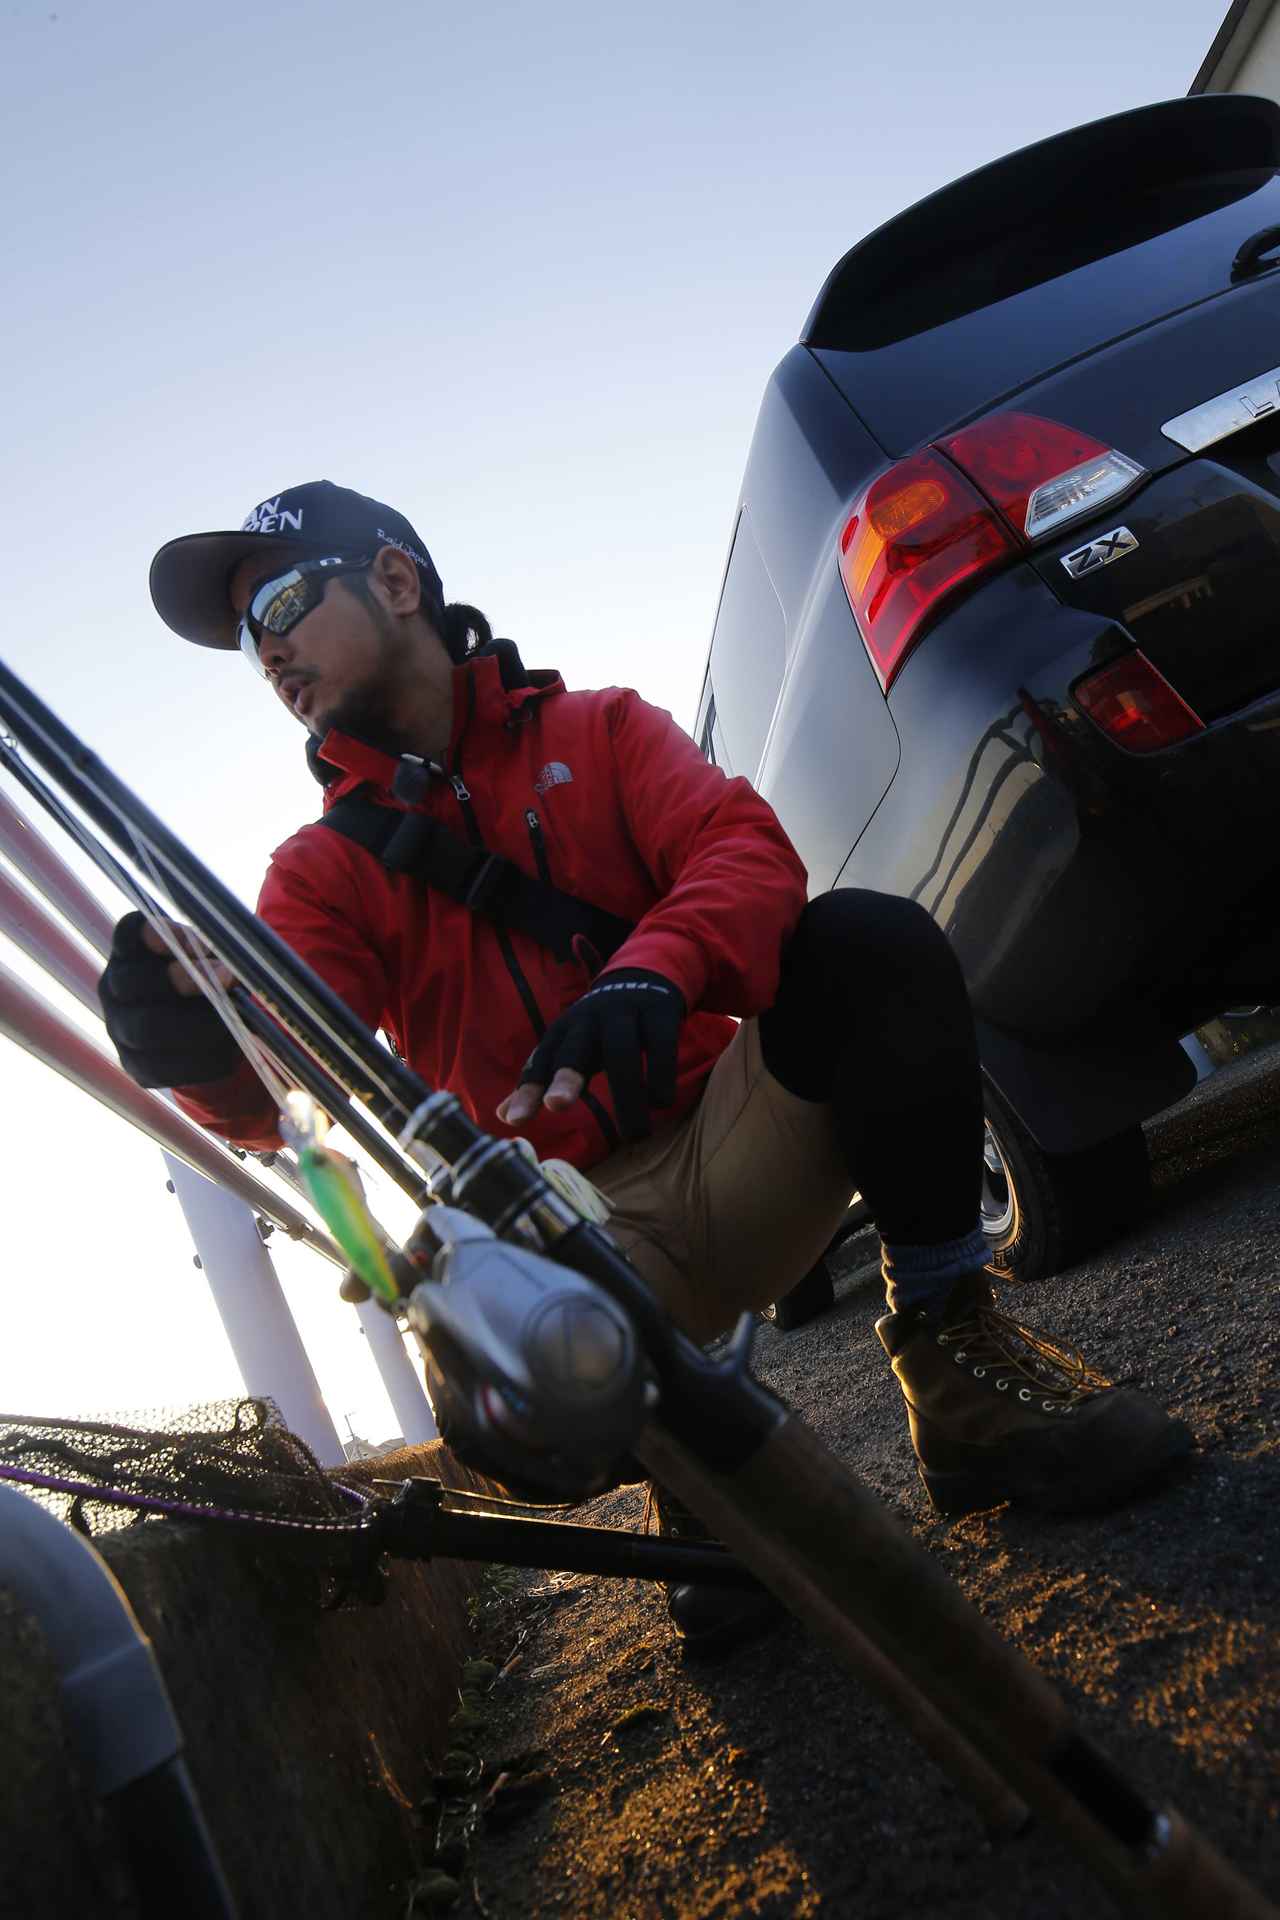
left=804, top=97, right=1280, bottom=454
left=812, top=171, right=1280, bottom=455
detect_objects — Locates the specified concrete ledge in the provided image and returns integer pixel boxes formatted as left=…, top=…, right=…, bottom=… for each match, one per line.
left=0, top=1440, right=497, bottom=1919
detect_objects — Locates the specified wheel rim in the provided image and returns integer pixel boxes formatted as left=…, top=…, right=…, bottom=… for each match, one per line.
left=981, top=1120, right=1017, bottom=1241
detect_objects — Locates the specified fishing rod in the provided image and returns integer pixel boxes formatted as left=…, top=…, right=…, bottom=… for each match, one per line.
left=0, top=664, right=424, bottom=1123
left=0, top=732, right=430, bottom=1209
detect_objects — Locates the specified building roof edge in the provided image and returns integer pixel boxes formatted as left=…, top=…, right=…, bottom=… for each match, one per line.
left=1191, top=0, right=1273, bottom=94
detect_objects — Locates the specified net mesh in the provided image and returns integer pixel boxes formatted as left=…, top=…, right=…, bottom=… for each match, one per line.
left=0, top=1397, right=371, bottom=1540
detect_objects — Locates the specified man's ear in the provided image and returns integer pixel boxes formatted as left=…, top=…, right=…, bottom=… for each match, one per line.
left=368, top=544, right=423, bottom=616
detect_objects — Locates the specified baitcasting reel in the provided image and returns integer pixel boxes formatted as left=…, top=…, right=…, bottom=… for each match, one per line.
left=405, top=1208, right=658, bottom=1500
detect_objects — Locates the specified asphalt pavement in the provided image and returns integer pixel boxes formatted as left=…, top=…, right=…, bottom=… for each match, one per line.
left=430, top=1042, right=1280, bottom=1920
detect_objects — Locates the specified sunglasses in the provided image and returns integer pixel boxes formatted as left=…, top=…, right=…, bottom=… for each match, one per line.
left=237, top=554, right=372, bottom=675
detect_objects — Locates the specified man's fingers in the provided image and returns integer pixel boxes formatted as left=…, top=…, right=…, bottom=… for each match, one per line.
left=497, top=1083, right=535, bottom=1126
left=541, top=1067, right=586, bottom=1112
left=497, top=1081, right=546, bottom=1126
left=135, top=920, right=231, bottom=997
left=139, top=918, right=174, bottom=956
left=499, top=1068, right=585, bottom=1127
left=165, top=955, right=233, bottom=998
left=165, top=957, right=199, bottom=998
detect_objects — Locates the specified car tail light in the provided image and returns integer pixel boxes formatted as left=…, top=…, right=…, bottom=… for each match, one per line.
left=1073, top=652, right=1205, bottom=753
left=941, top=413, right=1145, bottom=541
left=838, top=452, right=1016, bottom=689
left=839, top=412, right=1146, bottom=692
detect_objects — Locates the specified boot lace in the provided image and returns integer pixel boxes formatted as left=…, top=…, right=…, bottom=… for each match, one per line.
left=937, top=1302, right=1112, bottom=1409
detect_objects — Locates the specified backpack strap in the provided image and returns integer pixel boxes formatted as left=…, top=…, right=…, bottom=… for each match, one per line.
left=316, top=791, right=635, bottom=972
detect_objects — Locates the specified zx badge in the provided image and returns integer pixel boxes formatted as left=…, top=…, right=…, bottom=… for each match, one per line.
left=1061, top=526, right=1139, bottom=579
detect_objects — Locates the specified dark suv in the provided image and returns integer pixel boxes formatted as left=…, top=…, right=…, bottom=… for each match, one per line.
left=697, top=94, right=1280, bottom=1282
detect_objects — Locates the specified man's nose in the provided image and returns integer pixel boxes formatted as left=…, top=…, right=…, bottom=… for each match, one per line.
left=257, top=628, right=295, bottom=676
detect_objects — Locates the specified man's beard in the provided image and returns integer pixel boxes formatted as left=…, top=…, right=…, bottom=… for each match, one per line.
left=308, top=615, right=416, bottom=753
left=309, top=683, right=416, bottom=756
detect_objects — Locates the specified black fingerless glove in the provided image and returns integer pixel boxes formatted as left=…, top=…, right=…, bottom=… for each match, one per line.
left=518, top=967, right=686, bottom=1142
left=98, top=911, right=241, bottom=1089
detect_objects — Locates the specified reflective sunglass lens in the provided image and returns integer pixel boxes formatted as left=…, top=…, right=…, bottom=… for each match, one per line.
left=250, top=570, right=317, bottom=637
left=238, top=616, right=267, bottom=676
left=238, top=568, right=320, bottom=676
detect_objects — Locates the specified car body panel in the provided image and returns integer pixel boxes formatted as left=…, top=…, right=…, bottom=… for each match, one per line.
left=1036, top=447, right=1280, bottom=725
left=699, top=96, right=1280, bottom=1154
left=702, top=348, right=899, bottom=894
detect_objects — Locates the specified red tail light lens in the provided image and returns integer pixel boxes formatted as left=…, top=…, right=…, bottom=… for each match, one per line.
left=1073, top=652, right=1205, bottom=753
left=838, top=451, right=1016, bottom=690
left=941, top=412, right=1144, bottom=540
left=839, top=413, right=1147, bottom=694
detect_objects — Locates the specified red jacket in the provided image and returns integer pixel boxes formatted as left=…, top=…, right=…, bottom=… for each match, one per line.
left=175, top=645, right=808, bottom=1168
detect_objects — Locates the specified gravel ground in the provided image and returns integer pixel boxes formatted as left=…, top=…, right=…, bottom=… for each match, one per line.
left=409, top=1046, right=1280, bottom=1919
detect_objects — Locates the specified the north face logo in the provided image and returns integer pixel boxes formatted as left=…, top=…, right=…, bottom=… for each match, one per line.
left=534, top=761, right=573, bottom=794
left=242, top=495, right=304, bottom=535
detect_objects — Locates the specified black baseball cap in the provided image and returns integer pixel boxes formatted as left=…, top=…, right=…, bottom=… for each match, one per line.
left=149, top=480, right=445, bottom=650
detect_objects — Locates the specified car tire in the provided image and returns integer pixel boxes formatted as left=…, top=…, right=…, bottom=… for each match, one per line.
left=980, top=1083, right=1151, bottom=1283
left=765, top=1258, right=836, bottom=1332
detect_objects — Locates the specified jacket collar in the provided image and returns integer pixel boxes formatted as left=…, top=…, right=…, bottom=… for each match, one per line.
left=306, top=641, right=563, bottom=799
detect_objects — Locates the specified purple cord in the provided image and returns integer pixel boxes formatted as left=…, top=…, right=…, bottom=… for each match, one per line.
left=0, top=1462, right=376, bottom=1532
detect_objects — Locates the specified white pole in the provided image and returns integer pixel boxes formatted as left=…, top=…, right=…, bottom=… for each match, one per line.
left=162, top=1153, right=345, bottom=1467
left=354, top=1301, right=438, bottom=1444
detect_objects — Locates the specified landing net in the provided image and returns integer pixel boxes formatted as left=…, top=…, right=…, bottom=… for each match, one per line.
left=0, top=1397, right=375, bottom=1541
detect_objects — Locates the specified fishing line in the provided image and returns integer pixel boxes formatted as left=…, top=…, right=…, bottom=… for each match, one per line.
left=0, top=729, right=160, bottom=930
left=0, top=700, right=412, bottom=1122
left=127, top=833, right=297, bottom=1114
left=2, top=731, right=296, bottom=1115
left=2, top=732, right=430, bottom=1205
left=2, top=724, right=456, bottom=1312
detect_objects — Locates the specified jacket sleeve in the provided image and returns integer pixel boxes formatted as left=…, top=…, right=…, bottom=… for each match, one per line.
left=171, top=829, right=390, bottom=1151
left=598, top=691, right=809, bottom=1016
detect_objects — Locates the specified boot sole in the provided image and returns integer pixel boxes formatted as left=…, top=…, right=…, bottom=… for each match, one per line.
left=917, top=1418, right=1196, bottom=1518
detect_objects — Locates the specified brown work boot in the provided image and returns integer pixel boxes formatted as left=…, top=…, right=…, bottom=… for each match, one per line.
left=646, top=1480, right=782, bottom=1651
left=876, top=1274, right=1193, bottom=1517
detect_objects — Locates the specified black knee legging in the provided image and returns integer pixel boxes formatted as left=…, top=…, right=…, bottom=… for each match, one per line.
left=758, top=891, right=985, bottom=1248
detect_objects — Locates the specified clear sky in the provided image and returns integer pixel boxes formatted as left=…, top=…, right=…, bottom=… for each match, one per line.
left=0, top=0, right=1227, bottom=1442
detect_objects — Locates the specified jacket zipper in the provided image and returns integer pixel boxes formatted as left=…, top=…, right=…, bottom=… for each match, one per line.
left=445, top=768, right=547, bottom=1042
left=521, top=800, right=620, bottom=1150
left=525, top=807, right=552, bottom=886
left=450, top=762, right=620, bottom=1154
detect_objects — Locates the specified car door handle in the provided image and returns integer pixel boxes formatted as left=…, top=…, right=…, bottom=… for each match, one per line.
left=1231, top=224, right=1280, bottom=280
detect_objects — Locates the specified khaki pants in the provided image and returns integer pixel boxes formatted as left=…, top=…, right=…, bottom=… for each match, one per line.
left=590, top=1020, right=859, bottom=1344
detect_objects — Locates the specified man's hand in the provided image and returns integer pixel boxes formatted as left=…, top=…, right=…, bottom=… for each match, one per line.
left=497, top=968, right=685, bottom=1142
left=98, top=910, right=241, bottom=1088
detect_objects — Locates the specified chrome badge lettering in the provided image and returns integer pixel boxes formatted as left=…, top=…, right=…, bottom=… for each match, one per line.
left=1061, top=526, right=1138, bottom=579
left=1163, top=363, right=1280, bottom=452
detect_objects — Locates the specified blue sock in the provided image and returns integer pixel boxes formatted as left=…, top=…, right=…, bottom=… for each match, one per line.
left=881, top=1225, right=987, bottom=1315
